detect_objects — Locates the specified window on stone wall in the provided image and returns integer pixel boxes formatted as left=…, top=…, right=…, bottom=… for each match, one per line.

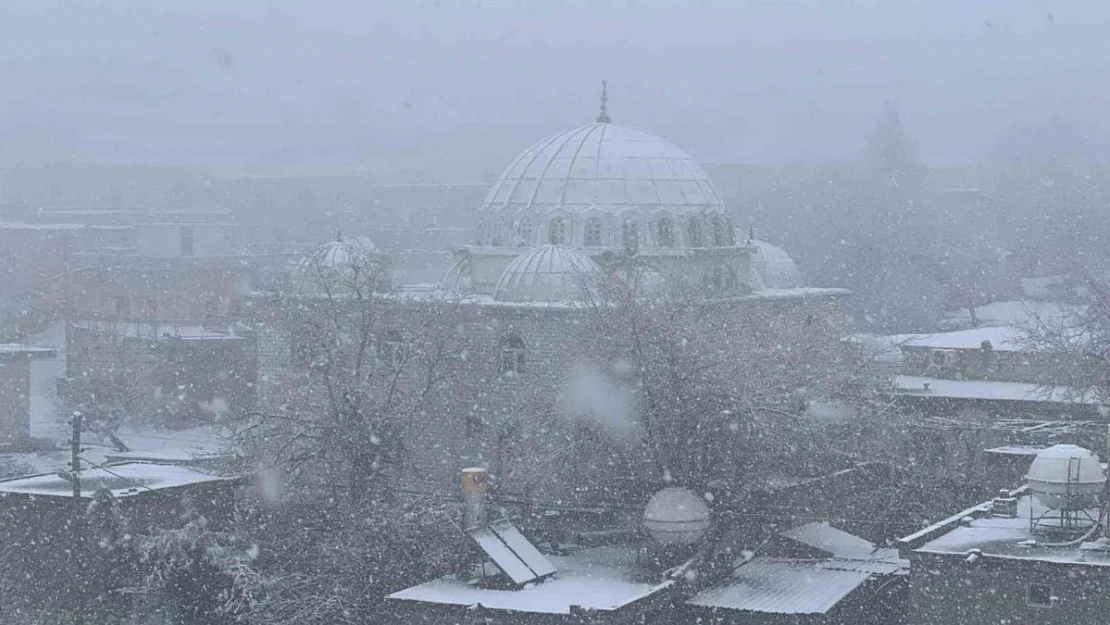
left=517, top=219, right=534, bottom=247
left=499, top=334, right=526, bottom=375
left=584, top=218, right=603, bottom=247
left=378, top=329, right=405, bottom=369
left=1027, top=584, right=1053, bottom=607
left=657, top=218, right=675, bottom=247
left=621, top=218, right=639, bottom=253
left=710, top=216, right=727, bottom=247
left=687, top=217, right=702, bottom=247
left=548, top=216, right=566, bottom=245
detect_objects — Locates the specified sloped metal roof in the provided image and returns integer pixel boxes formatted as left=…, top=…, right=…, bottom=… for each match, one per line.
left=687, top=558, right=872, bottom=614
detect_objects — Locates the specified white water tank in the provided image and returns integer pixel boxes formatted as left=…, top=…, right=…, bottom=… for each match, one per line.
left=643, top=487, right=711, bottom=545
left=1026, top=444, right=1107, bottom=510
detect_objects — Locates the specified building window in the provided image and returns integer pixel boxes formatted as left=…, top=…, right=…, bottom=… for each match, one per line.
left=621, top=218, right=639, bottom=252
left=548, top=216, right=566, bottom=245
left=378, top=329, right=405, bottom=369
left=1028, top=584, right=1053, bottom=607
left=687, top=218, right=702, bottom=247
left=657, top=218, right=675, bottom=247
left=180, top=227, right=195, bottom=256
left=710, top=217, right=726, bottom=247
left=517, top=219, right=534, bottom=247
left=584, top=218, right=603, bottom=247
left=499, top=334, right=526, bottom=376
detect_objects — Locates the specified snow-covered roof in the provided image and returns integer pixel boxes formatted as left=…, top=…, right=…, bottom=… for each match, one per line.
left=907, top=491, right=1110, bottom=567
left=747, top=239, right=804, bottom=290
left=0, top=344, right=56, bottom=359
left=388, top=546, right=670, bottom=615
left=893, top=375, right=1098, bottom=404
left=292, top=235, right=381, bottom=292
left=71, top=321, right=242, bottom=341
left=687, top=559, right=873, bottom=614
left=480, top=123, right=724, bottom=217
left=493, top=244, right=600, bottom=304
left=886, top=326, right=1026, bottom=352
left=942, top=300, right=1076, bottom=331
left=780, top=522, right=881, bottom=560
left=0, top=462, right=235, bottom=499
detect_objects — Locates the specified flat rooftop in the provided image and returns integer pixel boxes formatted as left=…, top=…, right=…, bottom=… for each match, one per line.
left=902, top=488, right=1110, bottom=567
left=388, top=546, right=670, bottom=615
left=0, top=462, right=235, bottom=499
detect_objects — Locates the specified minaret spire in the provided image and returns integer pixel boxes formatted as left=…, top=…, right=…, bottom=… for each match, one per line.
left=596, top=79, right=611, bottom=124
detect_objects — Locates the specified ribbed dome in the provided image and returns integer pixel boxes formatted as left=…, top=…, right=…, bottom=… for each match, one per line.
left=477, top=123, right=729, bottom=249
left=293, top=236, right=381, bottom=290
left=493, top=244, right=601, bottom=303
left=747, top=238, right=803, bottom=290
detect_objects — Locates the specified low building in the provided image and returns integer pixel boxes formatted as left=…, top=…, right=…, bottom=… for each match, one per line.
left=896, top=446, right=1110, bottom=625
left=0, top=343, right=56, bottom=447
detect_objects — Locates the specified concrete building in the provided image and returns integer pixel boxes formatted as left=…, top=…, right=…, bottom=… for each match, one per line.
left=897, top=445, right=1110, bottom=625
left=0, top=343, right=56, bottom=447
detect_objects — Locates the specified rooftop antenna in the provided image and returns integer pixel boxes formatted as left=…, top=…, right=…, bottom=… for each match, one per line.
left=596, top=79, right=611, bottom=124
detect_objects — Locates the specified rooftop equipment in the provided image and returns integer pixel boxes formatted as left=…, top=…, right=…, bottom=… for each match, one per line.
left=643, top=487, right=711, bottom=545
left=1025, top=444, right=1106, bottom=535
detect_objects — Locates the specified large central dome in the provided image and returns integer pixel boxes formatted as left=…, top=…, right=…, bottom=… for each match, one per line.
left=475, top=122, right=730, bottom=250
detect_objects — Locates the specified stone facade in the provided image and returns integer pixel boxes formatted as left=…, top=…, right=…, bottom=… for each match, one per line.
left=249, top=288, right=848, bottom=498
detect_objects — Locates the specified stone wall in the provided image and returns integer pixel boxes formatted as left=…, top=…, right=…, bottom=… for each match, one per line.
left=249, top=289, right=847, bottom=498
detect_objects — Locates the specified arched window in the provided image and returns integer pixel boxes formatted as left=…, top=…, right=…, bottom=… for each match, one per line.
left=584, top=218, right=604, bottom=247
left=499, top=334, right=526, bottom=375
left=517, top=219, right=534, bottom=247
left=710, top=217, right=726, bottom=247
left=621, top=218, right=640, bottom=252
left=378, top=329, right=405, bottom=369
left=548, top=216, right=566, bottom=245
left=687, top=217, right=702, bottom=247
left=657, top=218, right=675, bottom=247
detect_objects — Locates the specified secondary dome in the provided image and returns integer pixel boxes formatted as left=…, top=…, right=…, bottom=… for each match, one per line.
left=748, top=239, right=803, bottom=290
left=292, top=235, right=384, bottom=291
left=493, top=244, right=601, bottom=304
left=1026, top=444, right=1106, bottom=510
left=643, top=487, right=711, bottom=545
left=476, top=123, right=728, bottom=249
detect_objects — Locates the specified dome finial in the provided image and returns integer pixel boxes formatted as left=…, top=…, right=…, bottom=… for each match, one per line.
left=596, top=79, right=611, bottom=124
left=335, top=225, right=343, bottom=242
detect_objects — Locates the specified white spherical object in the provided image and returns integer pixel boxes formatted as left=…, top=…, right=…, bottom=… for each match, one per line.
left=643, top=487, right=711, bottom=545
left=1026, top=444, right=1107, bottom=510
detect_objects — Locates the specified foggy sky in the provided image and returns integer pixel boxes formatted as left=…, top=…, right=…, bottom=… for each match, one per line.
left=3, top=0, right=1110, bottom=176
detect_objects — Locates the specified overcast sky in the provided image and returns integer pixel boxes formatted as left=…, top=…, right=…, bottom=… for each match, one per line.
left=3, top=0, right=1109, bottom=176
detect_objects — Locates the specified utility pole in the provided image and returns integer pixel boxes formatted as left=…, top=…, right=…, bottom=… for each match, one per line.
left=70, top=411, right=84, bottom=625
left=70, top=411, right=82, bottom=498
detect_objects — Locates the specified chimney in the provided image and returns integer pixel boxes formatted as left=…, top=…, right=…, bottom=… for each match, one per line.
left=461, top=467, right=489, bottom=530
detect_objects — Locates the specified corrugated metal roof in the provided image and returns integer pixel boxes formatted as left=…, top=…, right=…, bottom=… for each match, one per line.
left=780, top=522, right=878, bottom=559
left=688, top=558, right=871, bottom=614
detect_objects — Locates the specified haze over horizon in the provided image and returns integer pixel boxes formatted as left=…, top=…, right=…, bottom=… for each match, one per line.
left=4, top=0, right=1110, bottom=178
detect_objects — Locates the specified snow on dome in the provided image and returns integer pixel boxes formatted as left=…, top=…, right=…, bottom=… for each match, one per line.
left=476, top=123, right=727, bottom=248
left=493, top=244, right=601, bottom=304
left=747, top=239, right=804, bottom=290
left=292, top=235, right=382, bottom=290
left=643, top=487, right=711, bottom=545
left=1025, top=444, right=1106, bottom=510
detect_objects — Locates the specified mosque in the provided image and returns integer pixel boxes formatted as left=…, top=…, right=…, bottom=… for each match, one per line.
left=253, top=87, right=847, bottom=497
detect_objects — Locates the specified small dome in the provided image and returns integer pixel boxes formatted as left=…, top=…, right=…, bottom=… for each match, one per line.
left=1026, top=444, right=1106, bottom=510
left=643, top=487, right=711, bottom=545
left=293, top=236, right=382, bottom=290
left=493, top=244, right=601, bottom=303
left=747, top=239, right=803, bottom=290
